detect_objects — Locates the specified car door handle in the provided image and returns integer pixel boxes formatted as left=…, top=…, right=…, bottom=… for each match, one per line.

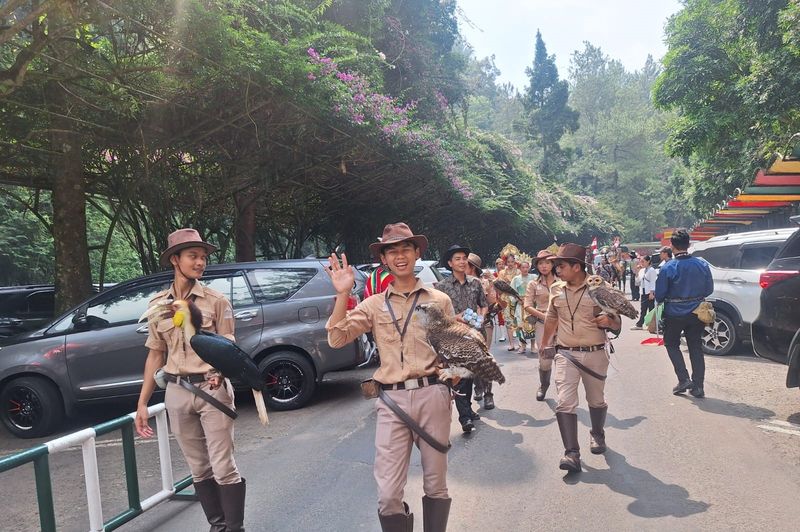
left=727, top=278, right=747, bottom=284
left=136, top=325, right=149, bottom=334
left=234, top=310, right=258, bottom=321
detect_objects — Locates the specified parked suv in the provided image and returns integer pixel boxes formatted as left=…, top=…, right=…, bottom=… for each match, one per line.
left=0, top=260, right=366, bottom=438
left=0, top=284, right=112, bottom=339
left=689, top=228, right=796, bottom=355
left=0, top=285, right=57, bottom=339
left=751, top=219, right=800, bottom=379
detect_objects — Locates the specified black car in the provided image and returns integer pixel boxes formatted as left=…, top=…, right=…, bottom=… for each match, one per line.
left=0, top=284, right=112, bottom=339
left=751, top=217, right=800, bottom=388
left=0, top=285, right=58, bottom=339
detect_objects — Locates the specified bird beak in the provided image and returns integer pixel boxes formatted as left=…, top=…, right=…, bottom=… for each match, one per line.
left=138, top=299, right=175, bottom=323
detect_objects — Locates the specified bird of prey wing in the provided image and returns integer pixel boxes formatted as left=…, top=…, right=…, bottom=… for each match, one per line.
left=431, top=321, right=505, bottom=384
left=493, top=279, right=523, bottom=302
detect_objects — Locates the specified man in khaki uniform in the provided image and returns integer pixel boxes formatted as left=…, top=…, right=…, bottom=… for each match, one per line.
left=135, top=229, right=246, bottom=531
left=326, top=222, right=455, bottom=532
left=539, top=243, right=622, bottom=473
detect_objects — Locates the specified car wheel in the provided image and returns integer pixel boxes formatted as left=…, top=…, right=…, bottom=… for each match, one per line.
left=0, top=376, right=63, bottom=438
left=702, top=312, right=738, bottom=356
left=258, top=352, right=316, bottom=411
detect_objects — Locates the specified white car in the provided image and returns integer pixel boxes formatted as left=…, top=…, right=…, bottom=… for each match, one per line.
left=357, top=259, right=445, bottom=289
left=689, top=227, right=796, bottom=355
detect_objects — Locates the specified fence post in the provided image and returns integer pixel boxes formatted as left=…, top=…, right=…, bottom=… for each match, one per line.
left=82, top=436, right=104, bottom=532
left=120, top=423, right=141, bottom=513
left=33, top=454, right=56, bottom=532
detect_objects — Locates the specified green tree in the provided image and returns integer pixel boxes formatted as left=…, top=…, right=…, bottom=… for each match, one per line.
left=653, top=0, right=800, bottom=211
left=520, top=30, right=579, bottom=178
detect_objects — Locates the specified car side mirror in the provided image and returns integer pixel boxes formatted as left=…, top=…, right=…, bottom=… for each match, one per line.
left=72, top=314, right=109, bottom=330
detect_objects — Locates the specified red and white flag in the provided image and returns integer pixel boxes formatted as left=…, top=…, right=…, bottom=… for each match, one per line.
left=591, top=236, right=598, bottom=253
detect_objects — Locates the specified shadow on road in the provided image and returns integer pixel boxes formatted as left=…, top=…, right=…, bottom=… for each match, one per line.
left=576, top=409, right=647, bottom=431
left=450, top=422, right=536, bottom=486
left=483, top=406, right=555, bottom=428
left=678, top=395, right=775, bottom=421
left=568, top=449, right=710, bottom=518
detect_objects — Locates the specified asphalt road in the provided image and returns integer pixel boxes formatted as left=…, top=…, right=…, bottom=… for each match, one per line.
left=1, top=315, right=799, bottom=531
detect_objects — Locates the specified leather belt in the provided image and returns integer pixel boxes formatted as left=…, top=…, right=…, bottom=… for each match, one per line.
left=381, top=376, right=439, bottom=391
left=164, top=372, right=206, bottom=384
left=164, top=372, right=238, bottom=420
left=556, top=344, right=606, bottom=352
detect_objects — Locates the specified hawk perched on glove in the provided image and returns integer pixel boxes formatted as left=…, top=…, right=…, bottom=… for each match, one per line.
left=416, top=303, right=506, bottom=384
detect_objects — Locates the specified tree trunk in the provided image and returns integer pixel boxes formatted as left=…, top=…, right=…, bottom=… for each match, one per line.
left=48, top=2, right=92, bottom=313
left=234, top=189, right=256, bottom=262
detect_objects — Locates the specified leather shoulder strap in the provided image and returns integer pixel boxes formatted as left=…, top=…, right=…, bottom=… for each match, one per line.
left=378, top=388, right=450, bottom=453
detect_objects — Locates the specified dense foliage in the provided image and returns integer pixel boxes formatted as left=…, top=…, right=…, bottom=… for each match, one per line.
left=7, top=1, right=791, bottom=306
left=1, top=0, right=616, bottom=308
left=653, top=0, right=800, bottom=211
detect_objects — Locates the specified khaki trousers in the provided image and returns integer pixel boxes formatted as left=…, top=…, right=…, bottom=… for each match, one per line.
left=374, top=383, right=452, bottom=515
left=534, top=322, right=552, bottom=371
left=165, top=379, right=241, bottom=485
left=553, top=349, right=609, bottom=414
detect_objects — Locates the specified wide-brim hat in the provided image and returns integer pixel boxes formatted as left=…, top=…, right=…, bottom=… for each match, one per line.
left=369, top=222, right=429, bottom=261
left=439, top=244, right=471, bottom=270
left=553, top=243, right=588, bottom=266
left=533, top=249, right=556, bottom=266
left=467, top=253, right=483, bottom=276
left=160, top=228, right=218, bottom=267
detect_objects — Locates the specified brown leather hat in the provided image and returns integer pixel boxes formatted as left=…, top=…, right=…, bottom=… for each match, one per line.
left=467, top=253, right=483, bottom=276
left=533, top=249, right=556, bottom=265
left=369, top=222, right=429, bottom=260
left=160, top=228, right=218, bottom=267
left=554, top=243, right=588, bottom=265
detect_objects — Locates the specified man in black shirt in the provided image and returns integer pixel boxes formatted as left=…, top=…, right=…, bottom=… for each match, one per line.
left=437, top=245, right=488, bottom=433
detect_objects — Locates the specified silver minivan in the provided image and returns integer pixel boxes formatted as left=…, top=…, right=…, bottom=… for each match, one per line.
left=690, top=228, right=796, bottom=355
left=0, top=260, right=366, bottom=438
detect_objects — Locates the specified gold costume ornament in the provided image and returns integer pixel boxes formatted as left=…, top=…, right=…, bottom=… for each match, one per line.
left=517, top=252, right=532, bottom=265
left=499, top=243, right=520, bottom=259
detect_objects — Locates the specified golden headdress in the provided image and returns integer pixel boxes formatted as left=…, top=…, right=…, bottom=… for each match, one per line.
left=517, top=252, right=532, bottom=265
left=499, top=243, right=520, bottom=259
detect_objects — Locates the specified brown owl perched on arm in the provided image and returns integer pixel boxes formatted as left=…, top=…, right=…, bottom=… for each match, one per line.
left=416, top=303, right=506, bottom=384
left=586, top=274, right=639, bottom=320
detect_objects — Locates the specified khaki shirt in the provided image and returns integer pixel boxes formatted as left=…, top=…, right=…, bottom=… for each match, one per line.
left=327, top=279, right=455, bottom=384
left=524, top=277, right=552, bottom=312
left=545, top=279, right=607, bottom=347
left=144, top=282, right=236, bottom=375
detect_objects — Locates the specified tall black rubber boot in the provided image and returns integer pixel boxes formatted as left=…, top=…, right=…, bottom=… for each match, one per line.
left=379, top=502, right=414, bottom=532
left=556, top=412, right=581, bottom=472
left=589, top=406, right=608, bottom=454
left=193, top=478, right=226, bottom=532
left=219, top=478, right=246, bottom=532
left=536, top=370, right=551, bottom=401
left=422, top=496, right=451, bottom=532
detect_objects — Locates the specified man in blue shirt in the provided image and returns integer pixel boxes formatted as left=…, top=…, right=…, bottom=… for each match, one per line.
left=655, top=229, right=714, bottom=397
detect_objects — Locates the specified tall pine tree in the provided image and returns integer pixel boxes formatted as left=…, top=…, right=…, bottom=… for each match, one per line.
left=522, top=31, right=579, bottom=178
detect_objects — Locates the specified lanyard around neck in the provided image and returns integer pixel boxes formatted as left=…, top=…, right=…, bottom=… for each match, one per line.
left=564, top=286, right=587, bottom=332
left=385, top=290, right=422, bottom=365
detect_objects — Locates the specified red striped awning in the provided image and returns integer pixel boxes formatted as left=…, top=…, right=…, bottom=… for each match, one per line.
left=727, top=200, right=791, bottom=208
left=753, top=168, right=800, bottom=186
